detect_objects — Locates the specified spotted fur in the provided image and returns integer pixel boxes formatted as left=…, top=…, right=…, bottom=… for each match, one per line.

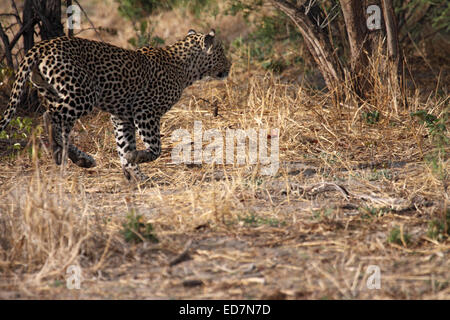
left=0, top=29, right=231, bottom=181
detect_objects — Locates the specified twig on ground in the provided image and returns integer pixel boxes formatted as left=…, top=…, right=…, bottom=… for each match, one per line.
left=169, top=239, right=193, bottom=266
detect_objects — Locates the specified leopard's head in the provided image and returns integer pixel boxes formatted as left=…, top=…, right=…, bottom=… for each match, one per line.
left=183, top=29, right=231, bottom=81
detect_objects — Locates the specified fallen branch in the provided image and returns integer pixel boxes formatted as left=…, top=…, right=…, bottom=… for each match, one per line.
left=169, top=239, right=193, bottom=266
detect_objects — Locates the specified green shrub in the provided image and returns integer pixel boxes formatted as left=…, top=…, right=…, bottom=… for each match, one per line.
left=127, top=21, right=165, bottom=49
left=0, top=117, right=34, bottom=140
left=388, top=227, right=411, bottom=246
left=121, top=210, right=158, bottom=243
left=362, top=110, right=380, bottom=125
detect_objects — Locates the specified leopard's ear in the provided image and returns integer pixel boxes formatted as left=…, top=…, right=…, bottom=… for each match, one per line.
left=187, top=29, right=196, bottom=36
left=204, top=29, right=215, bottom=54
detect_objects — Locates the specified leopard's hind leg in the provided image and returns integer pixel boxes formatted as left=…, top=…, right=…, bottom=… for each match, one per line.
left=32, top=66, right=96, bottom=168
left=43, top=110, right=96, bottom=168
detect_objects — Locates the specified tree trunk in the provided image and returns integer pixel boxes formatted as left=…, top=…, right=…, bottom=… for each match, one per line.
left=21, top=0, right=64, bottom=54
left=32, top=0, right=64, bottom=40
left=381, top=0, right=405, bottom=108
left=381, top=0, right=401, bottom=76
left=339, top=0, right=373, bottom=98
left=22, top=0, right=35, bottom=53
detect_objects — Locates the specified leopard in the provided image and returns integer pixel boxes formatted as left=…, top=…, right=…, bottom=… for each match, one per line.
left=0, top=29, right=231, bottom=181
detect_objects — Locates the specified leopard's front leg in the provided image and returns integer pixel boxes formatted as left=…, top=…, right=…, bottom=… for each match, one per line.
left=111, top=114, right=149, bottom=182
left=125, top=111, right=161, bottom=165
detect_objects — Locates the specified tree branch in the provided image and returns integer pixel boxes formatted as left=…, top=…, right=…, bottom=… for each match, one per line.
left=73, top=0, right=103, bottom=41
left=0, top=22, right=14, bottom=69
left=270, top=0, right=343, bottom=92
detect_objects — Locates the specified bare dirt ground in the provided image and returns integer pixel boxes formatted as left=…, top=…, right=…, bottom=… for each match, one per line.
left=0, top=0, right=448, bottom=300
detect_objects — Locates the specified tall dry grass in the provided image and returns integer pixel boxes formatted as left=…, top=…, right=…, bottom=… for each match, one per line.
left=0, top=75, right=447, bottom=299
left=0, top=156, right=124, bottom=294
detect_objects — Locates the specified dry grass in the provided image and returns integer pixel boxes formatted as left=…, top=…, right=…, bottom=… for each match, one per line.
left=0, top=0, right=449, bottom=300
